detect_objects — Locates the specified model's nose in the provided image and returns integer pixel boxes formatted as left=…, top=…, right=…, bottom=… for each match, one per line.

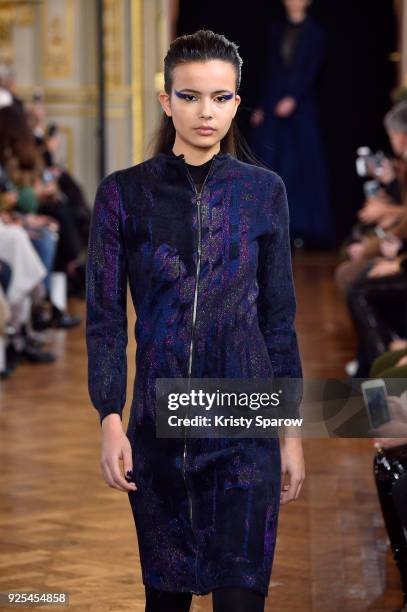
left=199, top=102, right=213, bottom=119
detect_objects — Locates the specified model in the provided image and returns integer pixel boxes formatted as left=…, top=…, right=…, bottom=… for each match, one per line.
left=250, top=0, right=333, bottom=249
left=86, top=29, right=304, bottom=612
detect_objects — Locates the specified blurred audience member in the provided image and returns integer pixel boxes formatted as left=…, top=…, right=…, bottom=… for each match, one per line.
left=0, top=89, right=81, bottom=329
left=250, top=0, right=332, bottom=248
left=0, top=63, right=24, bottom=114
left=335, top=101, right=407, bottom=376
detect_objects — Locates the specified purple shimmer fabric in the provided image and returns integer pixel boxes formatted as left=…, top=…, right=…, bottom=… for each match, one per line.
left=86, top=150, right=303, bottom=597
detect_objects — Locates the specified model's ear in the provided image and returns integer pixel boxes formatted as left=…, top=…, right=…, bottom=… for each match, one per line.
left=233, top=94, right=241, bottom=118
left=158, top=92, right=171, bottom=117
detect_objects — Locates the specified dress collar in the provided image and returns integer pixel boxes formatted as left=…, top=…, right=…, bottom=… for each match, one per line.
left=158, top=149, right=231, bottom=163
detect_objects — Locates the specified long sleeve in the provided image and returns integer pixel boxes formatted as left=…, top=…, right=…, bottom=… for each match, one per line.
left=257, top=175, right=303, bottom=417
left=86, top=171, right=128, bottom=425
left=255, top=23, right=279, bottom=112
left=284, top=25, right=326, bottom=102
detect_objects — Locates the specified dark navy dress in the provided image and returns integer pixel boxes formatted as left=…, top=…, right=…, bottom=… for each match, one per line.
left=85, top=149, right=303, bottom=596
left=251, top=16, right=333, bottom=247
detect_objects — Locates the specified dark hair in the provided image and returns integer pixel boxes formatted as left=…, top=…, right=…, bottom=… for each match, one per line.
left=384, top=100, right=407, bottom=135
left=0, top=105, right=39, bottom=169
left=147, top=29, right=266, bottom=167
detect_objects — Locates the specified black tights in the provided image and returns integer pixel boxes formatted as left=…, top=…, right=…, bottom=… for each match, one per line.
left=346, top=272, right=407, bottom=373
left=145, top=585, right=265, bottom=612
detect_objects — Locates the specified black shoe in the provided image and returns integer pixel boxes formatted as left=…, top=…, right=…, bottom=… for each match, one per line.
left=51, top=305, right=81, bottom=329
left=67, top=262, right=86, bottom=299
left=31, top=301, right=53, bottom=331
left=21, top=338, right=56, bottom=363
left=5, top=341, right=23, bottom=372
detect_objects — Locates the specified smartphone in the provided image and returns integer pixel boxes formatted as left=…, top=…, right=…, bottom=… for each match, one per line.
left=363, top=180, right=380, bottom=199
left=42, top=169, right=54, bottom=184
left=361, top=379, right=390, bottom=429
left=374, top=226, right=387, bottom=239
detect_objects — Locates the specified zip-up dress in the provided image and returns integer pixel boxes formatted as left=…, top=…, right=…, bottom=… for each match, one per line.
left=85, top=149, right=303, bottom=597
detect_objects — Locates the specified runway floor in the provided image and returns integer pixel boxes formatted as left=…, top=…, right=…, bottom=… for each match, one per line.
left=0, top=251, right=404, bottom=611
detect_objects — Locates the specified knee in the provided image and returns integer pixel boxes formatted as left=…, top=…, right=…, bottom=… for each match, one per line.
left=335, top=261, right=357, bottom=295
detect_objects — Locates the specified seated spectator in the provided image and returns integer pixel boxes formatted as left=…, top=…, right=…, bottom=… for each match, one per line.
left=37, top=122, right=90, bottom=296
left=370, top=343, right=407, bottom=378
left=345, top=251, right=407, bottom=375
left=0, top=63, right=24, bottom=115
left=0, top=218, right=56, bottom=368
left=0, top=88, right=80, bottom=329
left=336, top=100, right=407, bottom=295
left=334, top=101, right=407, bottom=375
left=372, top=433, right=407, bottom=612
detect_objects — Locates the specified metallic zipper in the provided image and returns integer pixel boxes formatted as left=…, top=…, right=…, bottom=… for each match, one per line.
left=181, top=157, right=215, bottom=530
left=187, top=189, right=202, bottom=380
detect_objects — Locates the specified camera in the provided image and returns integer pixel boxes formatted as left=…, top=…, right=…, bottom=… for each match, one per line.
left=356, top=146, right=386, bottom=178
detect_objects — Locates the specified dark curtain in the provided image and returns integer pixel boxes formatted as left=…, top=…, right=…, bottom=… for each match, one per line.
left=176, top=0, right=398, bottom=245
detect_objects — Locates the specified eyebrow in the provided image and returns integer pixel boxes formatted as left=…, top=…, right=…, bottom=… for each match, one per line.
left=176, top=88, right=234, bottom=95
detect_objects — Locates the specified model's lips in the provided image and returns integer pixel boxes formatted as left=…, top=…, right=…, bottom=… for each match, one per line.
left=195, top=127, right=216, bottom=135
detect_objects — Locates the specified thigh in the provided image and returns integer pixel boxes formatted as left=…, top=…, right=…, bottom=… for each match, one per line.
left=379, top=364, right=407, bottom=378
left=355, top=273, right=407, bottom=304
left=212, top=586, right=265, bottom=612
left=370, top=349, right=407, bottom=378
left=334, top=258, right=372, bottom=295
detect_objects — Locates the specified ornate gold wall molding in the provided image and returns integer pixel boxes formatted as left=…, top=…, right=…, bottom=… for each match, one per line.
left=56, top=123, right=73, bottom=172
left=42, top=0, right=74, bottom=79
left=0, top=0, right=34, bottom=64
left=103, top=0, right=124, bottom=89
left=18, top=84, right=98, bottom=104
left=17, top=91, right=132, bottom=122
left=154, top=70, right=163, bottom=92
left=131, top=0, right=143, bottom=163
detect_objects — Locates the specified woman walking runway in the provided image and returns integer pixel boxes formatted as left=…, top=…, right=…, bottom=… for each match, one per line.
left=86, top=29, right=304, bottom=611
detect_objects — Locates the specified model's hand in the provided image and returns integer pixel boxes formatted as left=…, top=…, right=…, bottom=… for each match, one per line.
left=280, top=437, right=305, bottom=504
left=100, top=413, right=137, bottom=492
left=250, top=108, right=265, bottom=127
left=274, top=96, right=296, bottom=117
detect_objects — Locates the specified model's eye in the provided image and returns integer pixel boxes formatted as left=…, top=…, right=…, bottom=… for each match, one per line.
left=177, top=93, right=197, bottom=102
left=216, top=95, right=230, bottom=103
